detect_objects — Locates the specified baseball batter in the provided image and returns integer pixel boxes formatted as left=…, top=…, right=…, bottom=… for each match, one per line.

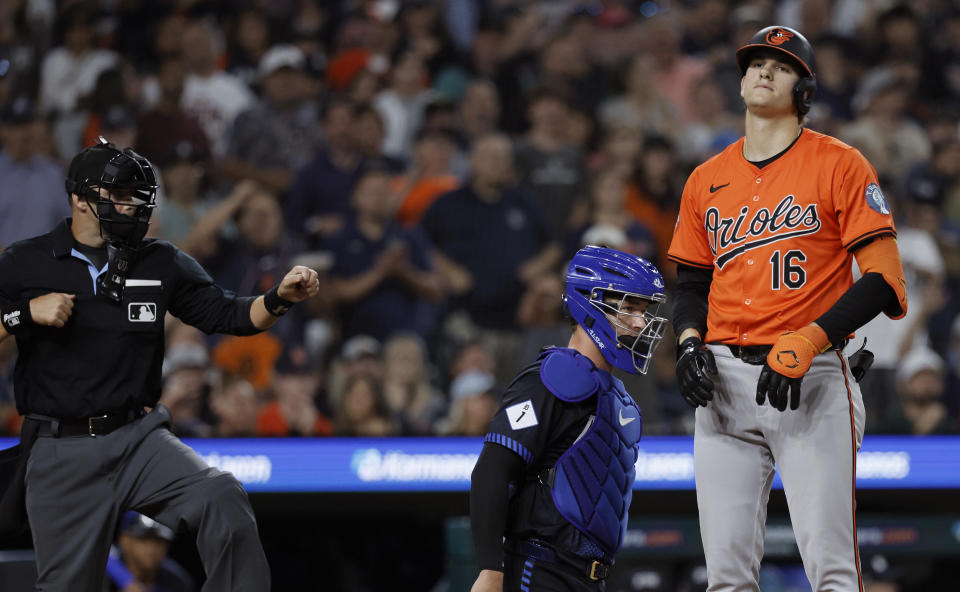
left=667, top=26, right=908, bottom=591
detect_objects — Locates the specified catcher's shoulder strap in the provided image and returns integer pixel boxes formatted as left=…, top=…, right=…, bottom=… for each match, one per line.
left=537, top=347, right=601, bottom=402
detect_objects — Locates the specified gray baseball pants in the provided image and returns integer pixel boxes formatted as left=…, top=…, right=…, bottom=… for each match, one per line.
left=24, top=406, right=270, bottom=591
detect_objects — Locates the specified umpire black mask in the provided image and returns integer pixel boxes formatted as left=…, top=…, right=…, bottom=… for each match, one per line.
left=66, top=138, right=159, bottom=250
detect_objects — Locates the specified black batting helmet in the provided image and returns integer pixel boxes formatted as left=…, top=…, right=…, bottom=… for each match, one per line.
left=736, top=26, right=817, bottom=117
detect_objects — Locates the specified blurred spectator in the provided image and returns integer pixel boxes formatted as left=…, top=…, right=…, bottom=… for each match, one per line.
left=455, top=79, right=501, bottom=153
left=80, top=65, right=138, bottom=148
left=352, top=101, right=404, bottom=172
left=645, top=14, right=711, bottom=123
left=875, top=346, right=954, bottom=435
left=106, top=512, right=195, bottom=592
left=597, top=53, right=681, bottom=142
left=421, top=133, right=561, bottom=328
left=209, top=373, right=259, bottom=438
left=220, top=44, right=322, bottom=193
left=396, top=0, right=460, bottom=76
left=325, top=166, right=443, bottom=341
left=858, top=191, right=947, bottom=429
left=325, top=47, right=386, bottom=102
left=39, top=4, right=118, bottom=158
left=226, top=8, right=272, bottom=88
left=943, top=316, right=960, bottom=425
left=179, top=19, right=255, bottom=158
left=258, top=346, right=333, bottom=437
left=136, top=56, right=212, bottom=169
left=159, top=342, right=214, bottom=438
left=97, top=104, right=138, bottom=153
left=514, top=84, right=589, bottom=239
left=203, top=184, right=302, bottom=300
left=839, top=66, right=931, bottom=184
left=0, top=329, right=18, bottom=436
left=334, top=374, right=397, bottom=437
left=567, top=170, right=657, bottom=263
left=327, top=334, right=384, bottom=410
left=808, top=34, right=857, bottom=132
left=286, top=97, right=363, bottom=243
left=373, top=51, right=435, bottom=163
left=0, top=5, right=42, bottom=107
left=0, top=96, right=68, bottom=249
left=380, top=332, right=445, bottom=435
left=676, top=74, right=741, bottom=164
left=515, top=271, right=569, bottom=363
left=436, top=369, right=498, bottom=436
left=447, top=338, right=497, bottom=386
left=211, top=331, right=283, bottom=393
left=624, top=135, right=683, bottom=276
left=151, top=139, right=214, bottom=251
left=392, top=127, right=460, bottom=227
left=536, top=30, right=604, bottom=117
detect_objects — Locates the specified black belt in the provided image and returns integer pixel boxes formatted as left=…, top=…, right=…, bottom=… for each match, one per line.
left=505, top=539, right=611, bottom=582
left=28, top=409, right=145, bottom=438
left=724, top=339, right=848, bottom=366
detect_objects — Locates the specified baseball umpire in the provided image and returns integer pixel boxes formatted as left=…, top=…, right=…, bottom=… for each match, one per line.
left=0, top=138, right=319, bottom=591
left=470, top=246, right=668, bottom=591
left=668, top=27, right=907, bottom=590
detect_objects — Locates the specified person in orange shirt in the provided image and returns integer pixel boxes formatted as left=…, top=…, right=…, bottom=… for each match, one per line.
left=667, top=26, right=907, bottom=591
left=392, top=127, right=460, bottom=227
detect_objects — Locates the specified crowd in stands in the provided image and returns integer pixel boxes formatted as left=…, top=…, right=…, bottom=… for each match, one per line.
left=1, top=0, right=960, bottom=443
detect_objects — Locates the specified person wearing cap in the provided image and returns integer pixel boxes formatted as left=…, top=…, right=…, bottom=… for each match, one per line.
left=105, top=511, right=195, bottom=592
left=668, top=25, right=908, bottom=590
left=219, top=44, right=323, bottom=194
left=873, top=346, right=954, bottom=436
left=0, top=96, right=69, bottom=249
left=436, top=369, right=497, bottom=436
left=0, top=139, right=321, bottom=591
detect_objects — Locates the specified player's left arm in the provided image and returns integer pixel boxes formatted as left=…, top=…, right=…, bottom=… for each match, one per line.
left=759, top=236, right=905, bottom=411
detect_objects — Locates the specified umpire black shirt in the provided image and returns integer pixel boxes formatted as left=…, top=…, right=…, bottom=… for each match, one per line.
left=0, top=219, right=259, bottom=418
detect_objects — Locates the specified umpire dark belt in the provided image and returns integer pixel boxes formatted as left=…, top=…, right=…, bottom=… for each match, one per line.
left=28, top=408, right=145, bottom=438
left=505, top=539, right=611, bottom=581
left=724, top=339, right=848, bottom=366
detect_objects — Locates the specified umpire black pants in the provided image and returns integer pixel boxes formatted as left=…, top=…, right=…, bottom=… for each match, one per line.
left=24, top=406, right=270, bottom=591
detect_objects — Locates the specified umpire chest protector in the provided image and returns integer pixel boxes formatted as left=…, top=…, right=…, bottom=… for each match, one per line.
left=538, top=347, right=643, bottom=555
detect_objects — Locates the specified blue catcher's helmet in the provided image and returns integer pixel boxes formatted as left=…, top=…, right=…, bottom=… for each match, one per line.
left=564, top=246, right=667, bottom=374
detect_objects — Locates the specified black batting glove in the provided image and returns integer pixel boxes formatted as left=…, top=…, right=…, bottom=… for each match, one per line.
left=756, top=364, right=802, bottom=412
left=676, top=336, right=718, bottom=408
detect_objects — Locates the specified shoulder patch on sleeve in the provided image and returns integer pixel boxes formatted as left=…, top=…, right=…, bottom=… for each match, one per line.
left=506, top=400, right=538, bottom=430
left=865, top=183, right=891, bottom=215
left=539, top=349, right=600, bottom=402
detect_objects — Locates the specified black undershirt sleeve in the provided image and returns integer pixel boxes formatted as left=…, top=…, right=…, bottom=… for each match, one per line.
left=672, top=264, right=713, bottom=339
left=470, top=442, right=526, bottom=571
left=815, top=272, right=898, bottom=346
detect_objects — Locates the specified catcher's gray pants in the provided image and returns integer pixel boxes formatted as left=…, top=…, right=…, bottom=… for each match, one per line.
left=25, top=406, right=270, bottom=591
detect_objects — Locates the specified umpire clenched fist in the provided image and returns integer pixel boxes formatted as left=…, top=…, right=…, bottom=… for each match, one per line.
left=676, top=336, right=718, bottom=408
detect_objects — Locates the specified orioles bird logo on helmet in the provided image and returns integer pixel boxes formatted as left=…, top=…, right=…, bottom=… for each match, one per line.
left=766, top=28, right=794, bottom=46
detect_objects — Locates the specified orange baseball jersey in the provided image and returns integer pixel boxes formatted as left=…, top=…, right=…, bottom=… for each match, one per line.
left=668, top=129, right=897, bottom=345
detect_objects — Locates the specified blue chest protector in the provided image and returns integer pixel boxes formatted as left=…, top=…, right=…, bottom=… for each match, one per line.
left=538, top=347, right=643, bottom=556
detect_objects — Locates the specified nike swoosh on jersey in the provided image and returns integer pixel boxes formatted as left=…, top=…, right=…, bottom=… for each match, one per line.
left=618, top=408, right=637, bottom=426
left=709, top=183, right=730, bottom=193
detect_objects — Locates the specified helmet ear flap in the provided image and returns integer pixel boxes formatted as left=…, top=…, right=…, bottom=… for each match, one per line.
left=793, top=77, right=817, bottom=116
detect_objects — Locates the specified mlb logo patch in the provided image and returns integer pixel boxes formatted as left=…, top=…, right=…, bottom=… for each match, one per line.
left=128, top=303, right=157, bottom=322
left=506, top=400, right=538, bottom=430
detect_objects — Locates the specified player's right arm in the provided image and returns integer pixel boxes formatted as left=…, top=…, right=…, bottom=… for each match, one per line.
left=668, top=171, right=720, bottom=407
